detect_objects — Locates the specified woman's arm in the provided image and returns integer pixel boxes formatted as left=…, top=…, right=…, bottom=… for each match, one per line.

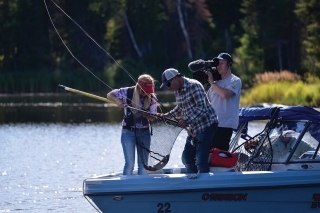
left=107, top=91, right=125, bottom=108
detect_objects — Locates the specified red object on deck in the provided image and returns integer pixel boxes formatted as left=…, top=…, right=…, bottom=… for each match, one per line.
left=209, top=148, right=238, bottom=167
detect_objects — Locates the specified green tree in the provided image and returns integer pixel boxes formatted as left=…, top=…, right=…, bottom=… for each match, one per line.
left=0, top=0, right=51, bottom=72
left=295, top=0, right=320, bottom=75
left=206, top=0, right=243, bottom=56
left=234, top=0, right=264, bottom=86
left=0, top=0, right=18, bottom=71
left=123, top=0, right=167, bottom=65
left=235, top=0, right=300, bottom=86
left=47, top=0, right=124, bottom=72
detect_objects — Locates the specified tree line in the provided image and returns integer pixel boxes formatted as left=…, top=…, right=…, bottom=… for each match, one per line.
left=0, top=0, right=319, bottom=93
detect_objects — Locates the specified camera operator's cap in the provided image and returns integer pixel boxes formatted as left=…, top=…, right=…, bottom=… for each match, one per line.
left=160, top=68, right=183, bottom=88
left=282, top=130, right=296, bottom=138
left=213, top=53, right=233, bottom=64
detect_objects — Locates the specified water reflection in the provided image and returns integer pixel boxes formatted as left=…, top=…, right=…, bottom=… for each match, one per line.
left=0, top=93, right=176, bottom=123
left=0, top=104, right=123, bottom=123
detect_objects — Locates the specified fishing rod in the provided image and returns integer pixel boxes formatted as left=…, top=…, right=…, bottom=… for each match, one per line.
left=58, top=85, right=178, bottom=126
left=58, top=85, right=198, bottom=142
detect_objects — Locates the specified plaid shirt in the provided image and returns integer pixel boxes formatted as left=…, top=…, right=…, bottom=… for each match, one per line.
left=169, top=77, right=218, bottom=135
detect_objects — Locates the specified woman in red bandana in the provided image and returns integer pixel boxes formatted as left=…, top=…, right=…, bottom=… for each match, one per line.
left=107, top=74, right=157, bottom=175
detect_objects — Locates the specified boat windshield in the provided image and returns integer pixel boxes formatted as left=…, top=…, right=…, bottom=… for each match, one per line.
left=230, top=118, right=320, bottom=171
left=268, top=121, right=319, bottom=162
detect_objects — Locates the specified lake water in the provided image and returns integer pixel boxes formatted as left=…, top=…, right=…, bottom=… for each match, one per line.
left=0, top=123, right=189, bottom=213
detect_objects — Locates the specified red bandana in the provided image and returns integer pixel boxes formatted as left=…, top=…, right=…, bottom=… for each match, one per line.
left=138, top=80, right=154, bottom=94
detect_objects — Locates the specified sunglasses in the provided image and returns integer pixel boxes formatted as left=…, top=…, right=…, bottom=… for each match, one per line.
left=167, top=78, right=174, bottom=87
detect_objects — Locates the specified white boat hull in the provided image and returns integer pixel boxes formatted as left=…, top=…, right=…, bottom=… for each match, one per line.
left=84, top=170, right=320, bottom=213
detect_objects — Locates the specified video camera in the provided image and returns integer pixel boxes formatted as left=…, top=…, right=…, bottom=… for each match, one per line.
left=188, top=58, right=221, bottom=85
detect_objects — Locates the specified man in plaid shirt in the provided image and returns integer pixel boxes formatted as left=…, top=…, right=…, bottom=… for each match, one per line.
left=159, top=68, right=219, bottom=173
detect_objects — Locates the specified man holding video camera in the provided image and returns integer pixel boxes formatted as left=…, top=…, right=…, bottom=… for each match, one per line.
left=206, top=53, right=241, bottom=151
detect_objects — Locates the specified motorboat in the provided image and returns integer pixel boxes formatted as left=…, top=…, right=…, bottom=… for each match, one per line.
left=83, top=106, right=320, bottom=213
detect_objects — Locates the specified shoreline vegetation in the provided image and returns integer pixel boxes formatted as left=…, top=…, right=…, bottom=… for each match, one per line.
left=0, top=71, right=319, bottom=107
left=241, top=71, right=320, bottom=107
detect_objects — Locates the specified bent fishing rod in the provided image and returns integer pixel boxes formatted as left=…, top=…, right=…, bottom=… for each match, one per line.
left=58, top=85, right=198, bottom=140
left=58, top=85, right=178, bottom=126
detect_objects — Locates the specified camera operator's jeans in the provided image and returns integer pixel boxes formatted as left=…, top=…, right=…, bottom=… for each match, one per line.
left=182, top=122, right=218, bottom=173
left=121, top=129, right=150, bottom=175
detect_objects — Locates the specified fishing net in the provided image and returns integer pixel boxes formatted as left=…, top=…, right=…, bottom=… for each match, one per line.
left=232, top=133, right=273, bottom=171
left=230, top=107, right=281, bottom=172
left=130, top=109, right=183, bottom=171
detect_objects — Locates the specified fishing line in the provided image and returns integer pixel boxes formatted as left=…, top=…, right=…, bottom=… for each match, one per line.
left=45, top=0, right=182, bottom=138
left=44, top=0, right=165, bottom=110
left=44, top=0, right=112, bottom=90
left=44, top=0, right=139, bottom=88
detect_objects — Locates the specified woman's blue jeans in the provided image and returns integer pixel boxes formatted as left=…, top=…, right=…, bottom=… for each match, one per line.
left=182, top=122, right=218, bottom=173
left=121, top=129, right=150, bottom=175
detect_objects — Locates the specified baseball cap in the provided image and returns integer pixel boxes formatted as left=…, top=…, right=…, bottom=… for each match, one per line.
left=213, top=53, right=233, bottom=65
left=160, top=68, right=183, bottom=88
left=138, top=80, right=154, bottom=94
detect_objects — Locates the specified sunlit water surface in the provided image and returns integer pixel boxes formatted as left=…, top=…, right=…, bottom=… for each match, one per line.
left=0, top=123, right=190, bottom=212
left=0, top=122, right=264, bottom=212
